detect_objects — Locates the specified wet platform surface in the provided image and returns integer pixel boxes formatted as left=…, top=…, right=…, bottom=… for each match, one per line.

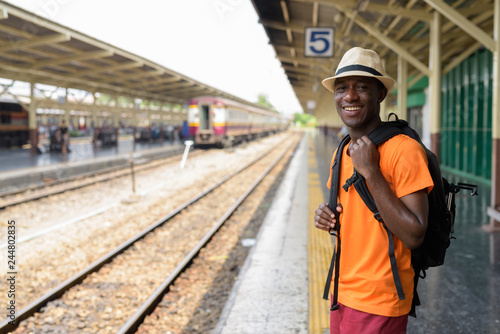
left=313, top=131, right=500, bottom=333
left=3, top=131, right=497, bottom=332
left=0, top=138, right=184, bottom=191
left=0, top=137, right=182, bottom=173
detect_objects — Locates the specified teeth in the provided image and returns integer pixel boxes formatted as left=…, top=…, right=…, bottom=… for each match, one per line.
left=345, top=107, right=360, bottom=111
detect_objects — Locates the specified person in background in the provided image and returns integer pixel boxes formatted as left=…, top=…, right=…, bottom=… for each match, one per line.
left=60, top=120, right=70, bottom=154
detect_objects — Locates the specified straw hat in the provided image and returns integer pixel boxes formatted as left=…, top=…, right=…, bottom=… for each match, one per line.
left=322, top=47, right=395, bottom=93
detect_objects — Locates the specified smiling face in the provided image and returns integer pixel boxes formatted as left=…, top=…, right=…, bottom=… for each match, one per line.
left=333, top=76, right=387, bottom=136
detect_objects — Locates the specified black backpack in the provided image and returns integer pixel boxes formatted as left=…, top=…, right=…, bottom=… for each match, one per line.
left=323, top=114, right=478, bottom=317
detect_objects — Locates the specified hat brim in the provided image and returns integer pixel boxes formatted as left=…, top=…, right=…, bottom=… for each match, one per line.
left=322, top=71, right=395, bottom=93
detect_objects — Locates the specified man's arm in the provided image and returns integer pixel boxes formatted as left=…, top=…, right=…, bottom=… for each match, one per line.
left=349, top=136, right=428, bottom=249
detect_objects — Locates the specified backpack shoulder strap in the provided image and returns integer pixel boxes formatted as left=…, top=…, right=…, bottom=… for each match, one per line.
left=368, top=120, right=406, bottom=145
left=348, top=121, right=408, bottom=301
left=328, top=134, right=351, bottom=229
left=343, top=121, right=406, bottom=199
left=323, top=134, right=350, bottom=306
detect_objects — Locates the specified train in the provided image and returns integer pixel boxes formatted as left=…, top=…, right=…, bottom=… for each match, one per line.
left=188, top=96, right=289, bottom=147
left=0, top=98, right=29, bottom=148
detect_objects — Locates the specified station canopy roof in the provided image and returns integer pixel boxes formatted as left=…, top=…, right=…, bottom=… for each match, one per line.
left=250, top=0, right=496, bottom=119
left=0, top=2, right=253, bottom=106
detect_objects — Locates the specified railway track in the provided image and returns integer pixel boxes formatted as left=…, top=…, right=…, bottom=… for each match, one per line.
left=0, top=147, right=208, bottom=210
left=1, top=133, right=301, bottom=334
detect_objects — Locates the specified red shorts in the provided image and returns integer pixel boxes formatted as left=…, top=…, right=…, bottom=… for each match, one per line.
left=330, top=303, right=408, bottom=334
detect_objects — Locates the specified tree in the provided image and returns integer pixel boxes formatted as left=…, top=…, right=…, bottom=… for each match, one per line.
left=293, top=112, right=317, bottom=127
left=256, top=93, right=276, bottom=111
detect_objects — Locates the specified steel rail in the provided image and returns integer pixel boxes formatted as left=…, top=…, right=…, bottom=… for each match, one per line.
left=0, top=146, right=188, bottom=209
left=0, top=136, right=295, bottom=334
left=117, top=138, right=298, bottom=334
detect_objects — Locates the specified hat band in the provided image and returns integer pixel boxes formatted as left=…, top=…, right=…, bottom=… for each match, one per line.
left=335, top=64, right=383, bottom=77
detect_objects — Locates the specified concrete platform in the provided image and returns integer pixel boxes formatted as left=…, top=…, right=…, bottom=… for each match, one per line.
left=213, top=130, right=310, bottom=334
left=0, top=138, right=184, bottom=191
left=214, top=130, right=500, bottom=334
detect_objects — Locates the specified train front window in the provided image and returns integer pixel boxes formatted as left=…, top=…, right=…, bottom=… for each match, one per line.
left=1, top=113, right=11, bottom=124
left=200, top=105, right=210, bottom=130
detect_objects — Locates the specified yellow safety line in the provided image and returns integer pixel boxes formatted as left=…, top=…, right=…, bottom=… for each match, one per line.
left=308, top=134, right=334, bottom=334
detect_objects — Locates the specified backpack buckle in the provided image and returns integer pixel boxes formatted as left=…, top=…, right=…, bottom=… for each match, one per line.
left=342, top=172, right=358, bottom=192
left=374, top=212, right=384, bottom=222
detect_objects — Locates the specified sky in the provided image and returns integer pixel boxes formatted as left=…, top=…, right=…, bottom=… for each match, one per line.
left=3, top=0, right=303, bottom=116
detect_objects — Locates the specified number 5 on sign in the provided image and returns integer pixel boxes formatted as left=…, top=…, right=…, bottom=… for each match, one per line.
left=304, top=27, right=334, bottom=57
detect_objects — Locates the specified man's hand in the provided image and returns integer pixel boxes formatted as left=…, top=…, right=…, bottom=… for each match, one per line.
left=349, top=136, right=429, bottom=249
left=348, top=136, right=380, bottom=179
left=314, top=203, right=343, bottom=232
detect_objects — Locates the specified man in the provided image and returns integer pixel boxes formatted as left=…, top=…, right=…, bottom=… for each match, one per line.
left=314, top=47, right=434, bottom=333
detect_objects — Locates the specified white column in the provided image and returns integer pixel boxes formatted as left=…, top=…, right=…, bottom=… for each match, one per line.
left=397, top=56, right=408, bottom=120
left=429, top=11, right=442, bottom=157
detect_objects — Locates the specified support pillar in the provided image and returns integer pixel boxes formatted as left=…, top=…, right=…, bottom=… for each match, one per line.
left=114, top=109, right=119, bottom=147
left=397, top=56, right=408, bottom=120
left=92, top=93, right=99, bottom=147
left=133, top=100, right=139, bottom=150
left=63, top=88, right=70, bottom=127
left=429, top=11, right=442, bottom=159
left=381, top=59, right=388, bottom=120
left=111, top=97, right=119, bottom=147
left=61, top=88, right=70, bottom=154
left=159, top=105, right=165, bottom=143
left=29, top=82, right=38, bottom=154
left=486, top=0, right=500, bottom=232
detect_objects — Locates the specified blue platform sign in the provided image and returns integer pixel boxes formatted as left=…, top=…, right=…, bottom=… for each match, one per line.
left=304, top=27, right=334, bottom=57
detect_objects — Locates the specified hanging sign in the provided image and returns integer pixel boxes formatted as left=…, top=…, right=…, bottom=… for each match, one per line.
left=304, top=27, right=334, bottom=57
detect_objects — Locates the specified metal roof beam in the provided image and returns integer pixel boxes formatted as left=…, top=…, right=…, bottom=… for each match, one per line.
left=0, top=52, right=36, bottom=64
left=275, top=43, right=305, bottom=54
left=32, top=50, right=113, bottom=69
left=337, top=5, right=430, bottom=76
left=77, top=61, right=144, bottom=76
left=260, top=17, right=343, bottom=47
left=0, top=2, right=254, bottom=109
left=127, top=75, right=182, bottom=89
left=277, top=55, right=330, bottom=72
left=294, top=92, right=320, bottom=100
left=155, top=84, right=198, bottom=95
left=259, top=18, right=303, bottom=33
left=282, top=65, right=322, bottom=75
left=365, top=3, right=429, bottom=22
left=0, top=64, right=185, bottom=104
left=157, top=81, right=193, bottom=91
left=286, top=77, right=317, bottom=85
left=312, top=2, right=319, bottom=26
left=382, top=0, right=492, bottom=59
left=381, top=0, right=420, bottom=44
left=292, top=0, right=429, bottom=21
left=0, top=33, right=70, bottom=53
left=280, top=0, right=297, bottom=63
left=424, top=0, right=495, bottom=52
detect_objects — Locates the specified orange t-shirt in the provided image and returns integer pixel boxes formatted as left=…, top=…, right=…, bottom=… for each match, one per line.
left=327, top=134, right=434, bottom=317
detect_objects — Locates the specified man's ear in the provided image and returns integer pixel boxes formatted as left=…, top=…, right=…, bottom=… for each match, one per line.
left=378, top=86, right=388, bottom=103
